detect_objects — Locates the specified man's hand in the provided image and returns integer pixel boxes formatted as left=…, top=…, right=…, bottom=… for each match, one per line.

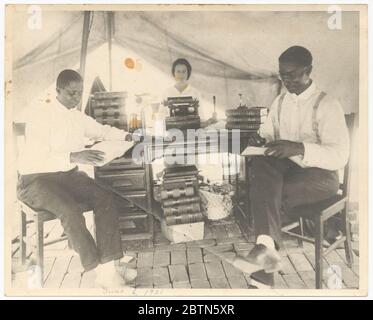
left=264, top=140, right=304, bottom=158
left=70, top=150, right=106, bottom=166
left=248, top=133, right=266, bottom=147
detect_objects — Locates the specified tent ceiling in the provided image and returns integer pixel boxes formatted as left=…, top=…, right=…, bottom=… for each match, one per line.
left=13, top=11, right=279, bottom=80
left=10, top=9, right=359, bottom=114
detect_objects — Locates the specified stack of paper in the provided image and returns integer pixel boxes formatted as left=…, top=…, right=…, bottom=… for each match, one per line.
left=87, top=140, right=134, bottom=166
left=241, top=146, right=267, bottom=156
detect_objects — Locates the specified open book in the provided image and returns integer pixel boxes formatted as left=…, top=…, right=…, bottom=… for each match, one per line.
left=86, top=140, right=134, bottom=166
left=241, top=146, right=267, bottom=156
left=241, top=146, right=306, bottom=168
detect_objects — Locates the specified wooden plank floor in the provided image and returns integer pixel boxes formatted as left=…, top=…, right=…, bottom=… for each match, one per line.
left=11, top=215, right=359, bottom=290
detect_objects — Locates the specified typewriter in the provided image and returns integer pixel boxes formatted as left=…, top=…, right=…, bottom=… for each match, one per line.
left=163, top=96, right=201, bottom=130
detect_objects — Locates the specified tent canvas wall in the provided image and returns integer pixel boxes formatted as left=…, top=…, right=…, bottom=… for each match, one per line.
left=10, top=9, right=359, bottom=119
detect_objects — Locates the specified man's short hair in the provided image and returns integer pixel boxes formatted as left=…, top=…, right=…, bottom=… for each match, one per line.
left=56, top=69, right=83, bottom=89
left=279, top=46, right=313, bottom=67
left=172, top=58, right=192, bottom=80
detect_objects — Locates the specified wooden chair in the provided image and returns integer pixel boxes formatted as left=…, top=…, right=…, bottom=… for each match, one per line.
left=17, top=201, right=68, bottom=283
left=13, top=122, right=69, bottom=284
left=281, top=113, right=356, bottom=289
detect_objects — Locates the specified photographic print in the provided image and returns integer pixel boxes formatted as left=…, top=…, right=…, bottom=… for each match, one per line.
left=3, top=3, right=368, bottom=296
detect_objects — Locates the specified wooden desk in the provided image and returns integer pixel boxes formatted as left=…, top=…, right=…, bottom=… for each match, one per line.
left=98, top=130, right=252, bottom=246
left=140, top=130, right=251, bottom=226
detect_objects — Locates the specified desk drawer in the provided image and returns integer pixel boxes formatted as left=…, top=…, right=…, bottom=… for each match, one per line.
left=97, top=170, right=145, bottom=191
left=99, top=157, right=144, bottom=171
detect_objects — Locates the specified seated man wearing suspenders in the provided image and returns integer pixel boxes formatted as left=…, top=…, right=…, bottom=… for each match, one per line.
left=242, top=46, right=350, bottom=288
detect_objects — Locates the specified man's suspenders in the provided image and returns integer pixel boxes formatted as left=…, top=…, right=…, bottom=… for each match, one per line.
left=273, top=93, right=286, bottom=140
left=273, top=91, right=326, bottom=143
left=312, top=92, right=327, bottom=143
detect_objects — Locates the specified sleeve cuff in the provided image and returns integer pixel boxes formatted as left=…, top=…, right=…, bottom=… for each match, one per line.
left=104, top=126, right=127, bottom=140
left=302, top=142, right=316, bottom=167
left=66, top=152, right=73, bottom=165
left=54, top=151, right=74, bottom=167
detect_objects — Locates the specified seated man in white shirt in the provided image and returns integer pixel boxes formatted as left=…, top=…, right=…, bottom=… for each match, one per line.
left=242, top=46, right=349, bottom=288
left=17, top=69, right=137, bottom=288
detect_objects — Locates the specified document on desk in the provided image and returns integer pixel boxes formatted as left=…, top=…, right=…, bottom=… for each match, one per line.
left=241, top=146, right=267, bottom=156
left=241, top=146, right=307, bottom=168
left=87, top=140, right=134, bottom=166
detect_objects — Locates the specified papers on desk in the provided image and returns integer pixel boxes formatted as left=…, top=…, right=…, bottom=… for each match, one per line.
left=241, top=146, right=307, bottom=168
left=86, top=140, right=134, bottom=166
left=241, top=146, right=267, bottom=156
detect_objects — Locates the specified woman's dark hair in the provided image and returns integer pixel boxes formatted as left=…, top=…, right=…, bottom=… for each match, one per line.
left=56, top=69, right=83, bottom=89
left=171, top=58, right=192, bottom=80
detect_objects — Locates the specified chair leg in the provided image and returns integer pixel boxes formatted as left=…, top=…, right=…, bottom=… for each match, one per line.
left=35, top=216, right=44, bottom=284
left=315, top=215, right=324, bottom=289
left=20, top=209, right=27, bottom=266
left=342, top=209, right=354, bottom=267
left=297, top=217, right=304, bottom=248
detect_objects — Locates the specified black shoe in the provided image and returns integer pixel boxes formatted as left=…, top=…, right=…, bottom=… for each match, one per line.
left=249, top=270, right=274, bottom=289
left=239, top=244, right=281, bottom=289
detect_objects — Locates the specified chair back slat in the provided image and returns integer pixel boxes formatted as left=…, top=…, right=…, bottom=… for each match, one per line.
left=342, top=113, right=356, bottom=197
left=13, top=122, right=26, bottom=137
left=12, top=122, right=26, bottom=159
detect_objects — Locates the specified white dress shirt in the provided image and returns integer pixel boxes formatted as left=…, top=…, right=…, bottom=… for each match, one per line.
left=18, top=97, right=127, bottom=175
left=260, top=81, right=349, bottom=171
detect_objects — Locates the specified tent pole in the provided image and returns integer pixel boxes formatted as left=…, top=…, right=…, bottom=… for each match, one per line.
left=79, top=11, right=91, bottom=111
left=107, top=12, right=114, bottom=91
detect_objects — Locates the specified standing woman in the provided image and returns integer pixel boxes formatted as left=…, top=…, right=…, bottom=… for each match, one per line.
left=152, top=58, right=220, bottom=181
left=159, top=58, right=217, bottom=128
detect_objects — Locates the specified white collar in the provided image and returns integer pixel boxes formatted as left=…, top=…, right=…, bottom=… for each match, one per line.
left=288, top=81, right=317, bottom=101
left=54, top=97, right=78, bottom=113
left=174, top=83, right=190, bottom=94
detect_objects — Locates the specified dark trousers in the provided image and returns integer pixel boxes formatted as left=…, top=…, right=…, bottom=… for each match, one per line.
left=17, top=167, right=124, bottom=271
left=248, top=157, right=339, bottom=285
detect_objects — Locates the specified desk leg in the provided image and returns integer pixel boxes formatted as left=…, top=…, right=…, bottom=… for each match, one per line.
left=144, top=149, right=155, bottom=245
left=245, top=157, right=254, bottom=230
left=234, top=156, right=254, bottom=239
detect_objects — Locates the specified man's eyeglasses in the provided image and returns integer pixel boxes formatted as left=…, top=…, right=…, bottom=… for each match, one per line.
left=278, top=66, right=309, bottom=81
left=65, top=89, right=83, bottom=97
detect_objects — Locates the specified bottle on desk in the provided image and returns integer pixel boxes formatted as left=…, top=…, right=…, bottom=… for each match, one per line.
left=153, top=102, right=168, bottom=137
left=212, top=95, right=217, bottom=121
left=129, top=113, right=142, bottom=133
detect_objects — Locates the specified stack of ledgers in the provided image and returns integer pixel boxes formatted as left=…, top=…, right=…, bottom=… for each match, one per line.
left=91, top=91, right=128, bottom=131
left=159, top=165, right=204, bottom=226
left=225, top=105, right=268, bottom=132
